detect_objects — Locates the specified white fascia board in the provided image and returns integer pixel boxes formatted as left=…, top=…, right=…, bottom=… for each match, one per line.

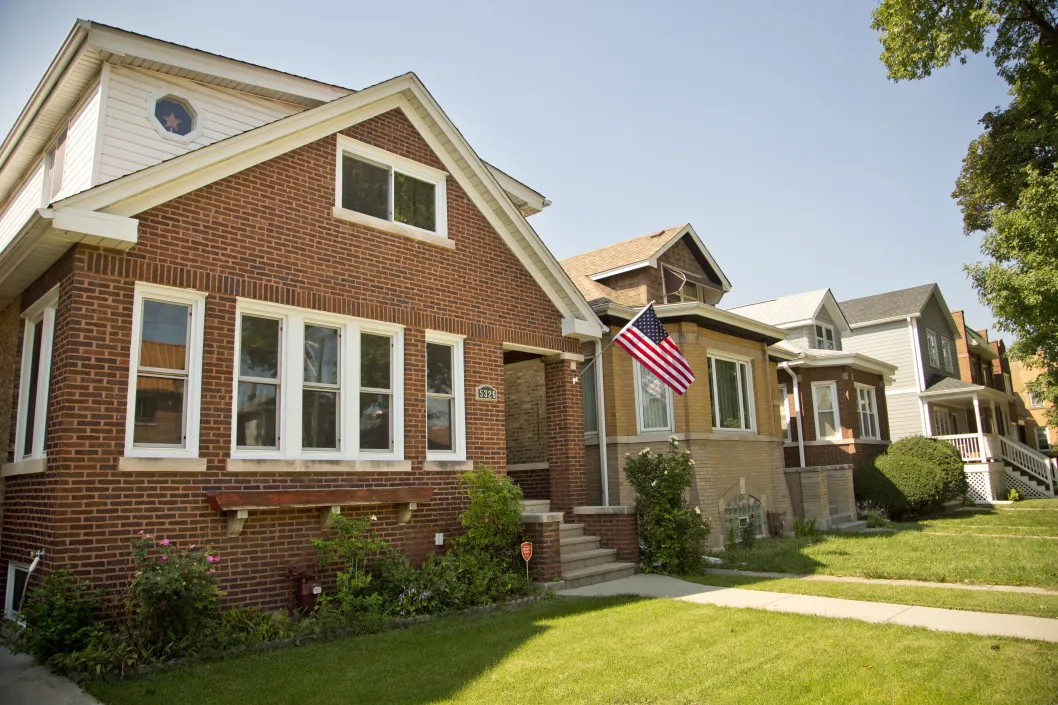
left=849, top=313, right=920, bottom=329
left=819, top=290, right=852, bottom=333
left=603, top=301, right=787, bottom=342
left=485, top=163, right=548, bottom=214
left=796, top=352, right=898, bottom=377
left=86, top=23, right=350, bottom=104
left=563, top=316, right=604, bottom=340
left=50, top=207, right=138, bottom=245
left=587, top=261, right=651, bottom=281
left=930, top=287, right=962, bottom=339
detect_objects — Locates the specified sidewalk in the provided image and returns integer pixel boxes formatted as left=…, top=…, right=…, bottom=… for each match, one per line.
left=0, top=646, right=101, bottom=705
left=559, top=574, right=1058, bottom=643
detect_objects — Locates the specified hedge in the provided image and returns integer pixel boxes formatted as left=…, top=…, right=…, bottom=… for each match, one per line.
left=854, top=454, right=944, bottom=518
left=887, top=436, right=968, bottom=500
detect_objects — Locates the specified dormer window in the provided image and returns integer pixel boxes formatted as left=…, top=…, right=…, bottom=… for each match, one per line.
left=662, top=266, right=705, bottom=304
left=147, top=90, right=202, bottom=142
left=814, top=323, right=836, bottom=350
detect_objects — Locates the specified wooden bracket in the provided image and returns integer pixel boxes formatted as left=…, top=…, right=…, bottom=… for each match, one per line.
left=397, top=502, right=417, bottom=525
left=227, top=509, right=249, bottom=537
left=321, top=505, right=341, bottom=530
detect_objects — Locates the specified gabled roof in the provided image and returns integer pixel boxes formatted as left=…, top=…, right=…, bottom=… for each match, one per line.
left=839, top=283, right=960, bottom=337
left=559, top=223, right=731, bottom=305
left=728, top=288, right=850, bottom=333
left=0, top=72, right=604, bottom=338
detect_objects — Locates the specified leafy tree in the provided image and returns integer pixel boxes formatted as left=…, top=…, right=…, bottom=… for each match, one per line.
left=872, top=1, right=1058, bottom=423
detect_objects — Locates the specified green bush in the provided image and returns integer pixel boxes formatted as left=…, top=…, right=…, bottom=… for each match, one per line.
left=50, top=624, right=138, bottom=678
left=888, top=436, right=968, bottom=500
left=624, top=438, right=711, bottom=574
left=794, top=517, right=822, bottom=537
left=854, top=455, right=944, bottom=518
left=1007, top=487, right=1023, bottom=502
left=313, top=514, right=388, bottom=622
left=12, top=566, right=105, bottom=664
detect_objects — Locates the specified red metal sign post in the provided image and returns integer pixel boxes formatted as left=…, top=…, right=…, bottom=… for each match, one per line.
left=521, top=541, right=532, bottom=581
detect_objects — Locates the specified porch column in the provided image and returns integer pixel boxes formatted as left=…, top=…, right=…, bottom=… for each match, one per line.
left=922, top=399, right=933, bottom=436
left=545, top=356, right=587, bottom=518
left=972, top=394, right=985, bottom=462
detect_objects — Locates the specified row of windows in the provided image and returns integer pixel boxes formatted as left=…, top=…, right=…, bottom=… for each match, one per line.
left=925, top=328, right=955, bottom=374
left=777, top=382, right=880, bottom=442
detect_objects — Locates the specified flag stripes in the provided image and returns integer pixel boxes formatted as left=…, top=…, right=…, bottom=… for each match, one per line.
left=613, top=304, right=695, bottom=395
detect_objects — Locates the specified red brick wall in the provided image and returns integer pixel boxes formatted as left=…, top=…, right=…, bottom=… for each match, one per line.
left=0, top=108, right=586, bottom=611
left=576, top=513, right=639, bottom=566
left=506, top=467, right=550, bottom=500
left=521, top=520, right=561, bottom=582
left=545, top=358, right=586, bottom=518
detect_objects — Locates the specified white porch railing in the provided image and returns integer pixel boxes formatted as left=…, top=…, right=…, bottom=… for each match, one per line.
left=996, top=435, right=1056, bottom=495
left=935, top=433, right=1055, bottom=498
left=934, top=433, right=989, bottom=464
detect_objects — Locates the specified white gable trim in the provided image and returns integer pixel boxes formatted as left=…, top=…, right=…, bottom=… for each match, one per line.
left=813, top=289, right=852, bottom=334
left=585, top=224, right=732, bottom=293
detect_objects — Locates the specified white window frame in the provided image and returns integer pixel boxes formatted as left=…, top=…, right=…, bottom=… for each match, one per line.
left=633, top=361, right=674, bottom=434
left=333, top=135, right=449, bottom=245
left=778, top=383, right=791, bottom=442
left=42, top=128, right=67, bottom=204
left=814, top=322, right=836, bottom=350
left=124, top=283, right=206, bottom=459
left=811, top=381, right=841, bottom=441
left=231, top=298, right=405, bottom=461
left=15, top=287, right=58, bottom=463
left=661, top=265, right=704, bottom=304
left=146, top=88, right=203, bottom=143
left=708, top=352, right=756, bottom=433
left=1029, top=390, right=1045, bottom=409
left=925, top=329, right=940, bottom=368
left=940, top=338, right=954, bottom=373
left=5, top=561, right=30, bottom=623
left=1036, top=426, right=1051, bottom=451
left=425, top=330, right=466, bottom=462
left=855, top=383, right=880, bottom=440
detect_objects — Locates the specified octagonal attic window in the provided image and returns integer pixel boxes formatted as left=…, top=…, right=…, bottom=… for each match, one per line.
left=153, top=95, right=196, bottom=137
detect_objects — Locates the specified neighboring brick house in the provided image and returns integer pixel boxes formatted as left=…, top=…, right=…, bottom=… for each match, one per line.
left=0, top=21, right=611, bottom=616
left=1010, top=358, right=1056, bottom=456
left=546, top=224, right=798, bottom=547
left=949, top=311, right=1018, bottom=439
left=729, top=289, right=895, bottom=529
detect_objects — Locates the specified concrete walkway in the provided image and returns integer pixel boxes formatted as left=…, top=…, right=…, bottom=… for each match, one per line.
left=559, top=574, right=1058, bottom=643
left=0, top=646, right=101, bottom=705
left=702, top=567, right=1058, bottom=596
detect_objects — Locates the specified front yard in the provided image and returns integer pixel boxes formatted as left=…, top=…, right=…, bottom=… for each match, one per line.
left=88, top=596, right=1058, bottom=705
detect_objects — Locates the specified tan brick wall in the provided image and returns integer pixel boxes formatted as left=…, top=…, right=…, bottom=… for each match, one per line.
left=503, top=360, right=546, bottom=465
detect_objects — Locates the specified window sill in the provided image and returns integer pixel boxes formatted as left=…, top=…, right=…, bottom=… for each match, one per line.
left=331, top=207, right=454, bottom=250
left=226, top=458, right=412, bottom=473
left=423, top=460, right=474, bottom=472
left=119, top=457, right=208, bottom=472
left=1, top=457, right=46, bottom=477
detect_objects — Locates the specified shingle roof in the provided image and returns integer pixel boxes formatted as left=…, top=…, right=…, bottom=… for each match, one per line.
left=839, top=284, right=938, bottom=326
left=559, top=225, right=688, bottom=305
left=728, top=289, right=831, bottom=327
left=925, top=377, right=979, bottom=393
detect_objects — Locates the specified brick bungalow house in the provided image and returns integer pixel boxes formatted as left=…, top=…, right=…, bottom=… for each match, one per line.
left=551, top=224, right=798, bottom=547
left=729, top=289, right=896, bottom=529
left=0, top=20, right=611, bottom=616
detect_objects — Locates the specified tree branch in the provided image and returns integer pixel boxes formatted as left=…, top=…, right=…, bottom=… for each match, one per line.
left=1018, top=1, right=1058, bottom=49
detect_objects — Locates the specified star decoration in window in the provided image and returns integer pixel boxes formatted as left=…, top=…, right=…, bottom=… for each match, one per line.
left=153, top=95, right=196, bottom=137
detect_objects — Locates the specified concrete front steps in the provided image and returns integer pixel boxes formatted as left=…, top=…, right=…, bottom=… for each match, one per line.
left=521, top=500, right=635, bottom=589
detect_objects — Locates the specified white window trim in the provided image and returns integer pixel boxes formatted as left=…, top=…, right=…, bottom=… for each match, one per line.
left=231, top=298, right=405, bottom=461
left=708, top=351, right=756, bottom=433
left=5, top=561, right=30, bottom=623
left=124, top=283, right=207, bottom=459
left=940, top=338, right=954, bottom=373
left=661, top=265, right=704, bottom=303
left=1029, top=390, right=1045, bottom=409
left=633, top=361, right=674, bottom=434
left=811, top=381, right=841, bottom=441
left=1036, top=426, right=1051, bottom=451
left=425, top=330, right=466, bottom=462
left=814, top=322, right=836, bottom=350
left=15, top=287, right=58, bottom=463
left=855, top=383, right=880, bottom=440
left=778, top=383, right=791, bottom=442
left=925, top=329, right=940, bottom=368
left=146, top=88, right=204, bottom=143
left=333, top=134, right=450, bottom=248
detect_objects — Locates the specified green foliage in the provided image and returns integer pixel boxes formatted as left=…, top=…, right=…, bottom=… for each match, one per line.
left=624, top=439, right=711, bottom=574
left=737, top=520, right=758, bottom=549
left=12, top=566, right=105, bottom=664
left=1008, top=487, right=1024, bottom=501
left=456, top=467, right=524, bottom=561
left=854, top=455, right=945, bottom=518
left=128, top=532, right=220, bottom=648
left=197, top=607, right=302, bottom=652
left=313, top=514, right=388, bottom=621
left=376, top=552, right=464, bottom=617
left=794, top=517, right=822, bottom=537
left=50, top=625, right=138, bottom=678
left=888, top=436, right=969, bottom=500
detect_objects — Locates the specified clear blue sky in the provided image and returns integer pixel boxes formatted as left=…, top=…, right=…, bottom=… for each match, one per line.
left=0, top=1, right=1011, bottom=335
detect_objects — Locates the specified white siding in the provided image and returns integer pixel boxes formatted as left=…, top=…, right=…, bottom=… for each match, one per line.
left=56, top=80, right=101, bottom=200
left=886, top=392, right=925, bottom=440
left=783, top=325, right=812, bottom=353
left=842, top=319, right=918, bottom=390
left=0, top=163, right=44, bottom=250
left=98, top=66, right=306, bottom=184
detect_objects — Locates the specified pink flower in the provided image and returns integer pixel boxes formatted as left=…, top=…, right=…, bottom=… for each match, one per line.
left=137, top=530, right=144, bottom=536
left=208, top=568, right=216, bottom=574
left=158, top=538, right=170, bottom=547
left=160, top=555, right=168, bottom=562
left=206, top=554, right=221, bottom=564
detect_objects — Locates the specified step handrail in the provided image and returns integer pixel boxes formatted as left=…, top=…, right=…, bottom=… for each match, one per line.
left=997, top=435, right=1056, bottom=496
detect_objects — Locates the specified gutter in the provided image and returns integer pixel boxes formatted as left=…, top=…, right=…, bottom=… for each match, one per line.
left=780, top=362, right=806, bottom=468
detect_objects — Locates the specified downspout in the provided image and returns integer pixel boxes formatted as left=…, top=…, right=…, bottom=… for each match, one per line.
left=780, top=362, right=806, bottom=468
left=595, top=339, right=610, bottom=506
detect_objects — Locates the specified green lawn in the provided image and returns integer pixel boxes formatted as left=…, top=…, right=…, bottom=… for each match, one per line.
left=684, top=573, right=1058, bottom=618
left=722, top=508, right=1058, bottom=588
left=87, top=598, right=1058, bottom=705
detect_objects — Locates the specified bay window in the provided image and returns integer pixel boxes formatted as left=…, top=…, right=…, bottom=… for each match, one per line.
left=425, top=331, right=466, bottom=460
left=15, top=288, right=58, bottom=464
left=812, top=381, right=841, bottom=440
left=125, top=283, right=205, bottom=458
left=709, top=354, right=754, bottom=432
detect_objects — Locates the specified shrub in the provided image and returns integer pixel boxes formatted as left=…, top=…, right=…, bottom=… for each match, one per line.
left=738, top=519, right=758, bottom=548
left=1007, top=487, right=1023, bottom=502
left=13, top=566, right=105, bottom=664
left=888, top=436, right=968, bottom=500
left=127, top=531, right=221, bottom=648
left=376, top=552, right=463, bottom=617
left=854, top=455, right=944, bottom=518
left=313, top=514, right=388, bottom=621
left=624, top=438, right=711, bottom=574
left=794, top=517, right=822, bottom=537
left=50, top=624, right=138, bottom=678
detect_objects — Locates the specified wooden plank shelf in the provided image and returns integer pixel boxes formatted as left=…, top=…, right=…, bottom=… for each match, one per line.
left=206, top=487, right=435, bottom=537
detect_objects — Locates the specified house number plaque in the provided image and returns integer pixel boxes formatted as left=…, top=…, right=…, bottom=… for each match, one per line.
left=476, top=385, right=498, bottom=401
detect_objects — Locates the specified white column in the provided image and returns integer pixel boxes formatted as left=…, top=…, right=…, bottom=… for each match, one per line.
left=922, top=399, right=933, bottom=436
left=972, top=394, right=985, bottom=462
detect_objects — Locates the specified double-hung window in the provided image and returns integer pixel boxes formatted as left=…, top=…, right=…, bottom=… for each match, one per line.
left=334, top=135, right=448, bottom=243
left=1030, top=390, right=1045, bottom=409
left=855, top=384, right=879, bottom=440
left=812, top=381, right=841, bottom=440
left=635, top=362, right=673, bottom=433
left=233, top=300, right=404, bottom=459
left=1036, top=427, right=1051, bottom=451
left=125, top=284, right=206, bottom=458
left=15, top=288, right=58, bottom=464
left=814, top=323, right=836, bottom=350
left=778, top=383, right=791, bottom=442
left=925, top=329, right=940, bottom=368
left=940, top=338, right=954, bottom=373
left=425, top=331, right=466, bottom=460
left=709, top=354, right=754, bottom=432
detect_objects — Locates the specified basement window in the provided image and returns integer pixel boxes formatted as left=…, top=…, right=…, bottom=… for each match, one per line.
left=5, top=562, right=30, bottom=623
left=333, top=135, right=449, bottom=245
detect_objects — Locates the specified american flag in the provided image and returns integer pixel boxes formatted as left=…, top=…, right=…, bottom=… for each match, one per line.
left=614, top=304, right=695, bottom=395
